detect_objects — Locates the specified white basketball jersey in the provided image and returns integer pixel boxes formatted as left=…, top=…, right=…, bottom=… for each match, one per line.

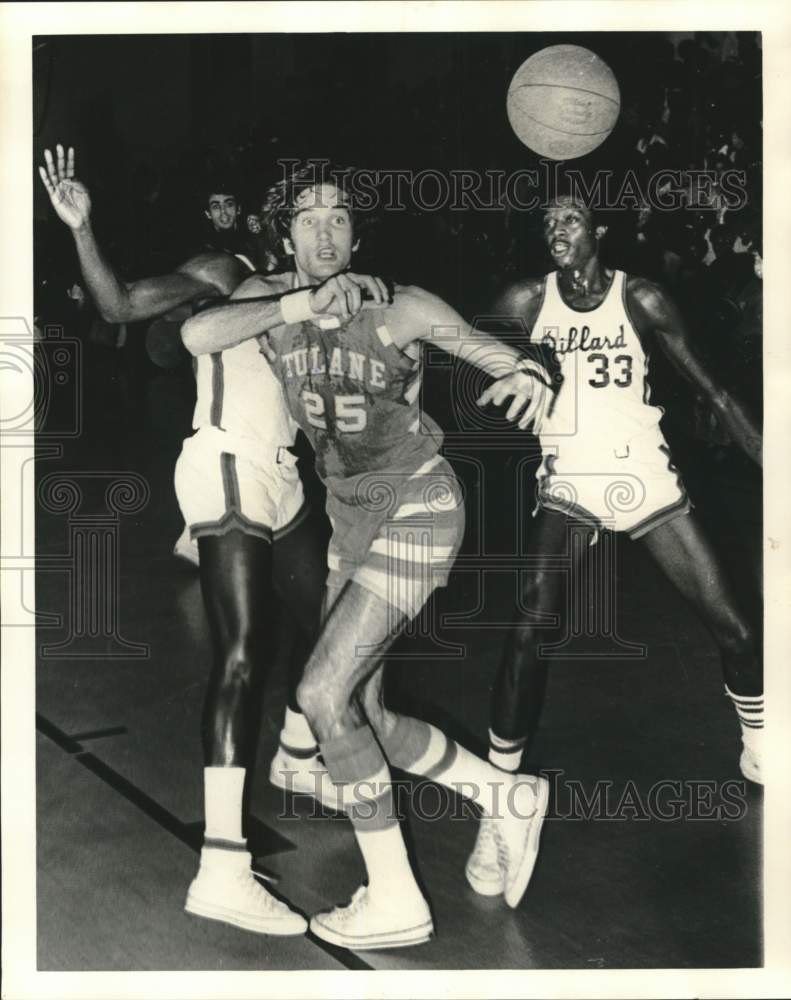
left=531, top=270, right=662, bottom=450
left=191, top=260, right=298, bottom=454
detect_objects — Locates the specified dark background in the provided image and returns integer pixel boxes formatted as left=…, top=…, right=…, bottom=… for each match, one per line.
left=33, top=31, right=763, bottom=587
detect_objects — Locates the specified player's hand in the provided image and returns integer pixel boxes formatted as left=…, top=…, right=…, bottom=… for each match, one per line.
left=38, top=145, right=92, bottom=230
left=476, top=371, right=539, bottom=430
left=309, top=273, right=390, bottom=322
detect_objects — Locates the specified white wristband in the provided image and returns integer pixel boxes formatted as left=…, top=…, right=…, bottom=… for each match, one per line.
left=280, top=288, right=318, bottom=325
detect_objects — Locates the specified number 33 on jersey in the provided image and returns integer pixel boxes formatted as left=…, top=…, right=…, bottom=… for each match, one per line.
left=531, top=269, right=662, bottom=442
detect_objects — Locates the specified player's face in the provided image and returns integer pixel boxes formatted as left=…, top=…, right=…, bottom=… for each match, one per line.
left=543, top=202, right=598, bottom=269
left=205, top=194, right=239, bottom=232
left=285, top=183, right=358, bottom=283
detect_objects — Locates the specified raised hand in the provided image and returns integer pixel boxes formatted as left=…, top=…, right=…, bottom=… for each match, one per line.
left=38, top=145, right=92, bottom=230
left=308, top=272, right=390, bottom=322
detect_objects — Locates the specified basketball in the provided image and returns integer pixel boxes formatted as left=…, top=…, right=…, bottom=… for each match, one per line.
left=507, top=45, right=620, bottom=160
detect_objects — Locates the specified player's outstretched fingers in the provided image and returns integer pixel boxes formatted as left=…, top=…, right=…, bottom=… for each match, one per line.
left=506, top=393, right=529, bottom=423
left=38, top=164, right=55, bottom=197
left=517, top=405, right=536, bottom=430
left=43, top=148, right=59, bottom=189
left=56, top=144, right=67, bottom=181
left=476, top=381, right=509, bottom=409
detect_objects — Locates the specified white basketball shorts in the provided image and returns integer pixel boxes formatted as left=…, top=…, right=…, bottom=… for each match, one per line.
left=536, top=426, right=691, bottom=539
left=174, top=427, right=306, bottom=542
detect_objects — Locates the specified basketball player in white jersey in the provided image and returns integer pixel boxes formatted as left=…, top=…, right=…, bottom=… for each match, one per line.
left=466, top=194, right=763, bottom=896
left=38, top=146, right=386, bottom=936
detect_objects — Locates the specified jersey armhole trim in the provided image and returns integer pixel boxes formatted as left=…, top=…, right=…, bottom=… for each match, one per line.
left=531, top=275, right=550, bottom=342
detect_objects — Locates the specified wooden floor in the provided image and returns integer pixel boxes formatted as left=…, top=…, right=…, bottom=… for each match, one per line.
left=36, top=346, right=762, bottom=971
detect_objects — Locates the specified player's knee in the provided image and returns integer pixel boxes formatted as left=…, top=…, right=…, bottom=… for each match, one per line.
left=217, top=643, right=257, bottom=691
left=296, top=667, right=341, bottom=728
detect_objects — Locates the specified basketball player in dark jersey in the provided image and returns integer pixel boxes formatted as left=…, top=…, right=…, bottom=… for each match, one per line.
left=466, top=195, right=763, bottom=896
left=181, top=166, right=553, bottom=948
left=38, top=146, right=352, bottom=936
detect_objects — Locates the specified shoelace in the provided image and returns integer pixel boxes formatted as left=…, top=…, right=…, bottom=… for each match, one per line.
left=471, top=816, right=499, bottom=864
left=238, top=869, right=288, bottom=911
left=495, top=828, right=510, bottom=870
left=330, top=886, right=368, bottom=923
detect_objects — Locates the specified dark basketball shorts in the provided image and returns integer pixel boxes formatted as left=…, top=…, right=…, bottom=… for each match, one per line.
left=324, top=454, right=465, bottom=619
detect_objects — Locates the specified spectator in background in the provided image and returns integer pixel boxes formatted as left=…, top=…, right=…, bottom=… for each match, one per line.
left=199, top=181, right=256, bottom=263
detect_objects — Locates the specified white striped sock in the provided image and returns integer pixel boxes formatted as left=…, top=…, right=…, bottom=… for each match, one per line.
left=724, top=685, right=764, bottom=735
left=488, top=729, right=526, bottom=774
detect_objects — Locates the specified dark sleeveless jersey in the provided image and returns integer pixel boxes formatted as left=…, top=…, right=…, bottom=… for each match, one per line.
left=265, top=306, right=443, bottom=501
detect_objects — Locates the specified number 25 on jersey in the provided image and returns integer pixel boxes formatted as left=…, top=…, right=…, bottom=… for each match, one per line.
left=302, top=390, right=367, bottom=432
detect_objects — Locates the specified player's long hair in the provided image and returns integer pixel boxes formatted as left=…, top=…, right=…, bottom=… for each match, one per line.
left=261, top=160, right=376, bottom=269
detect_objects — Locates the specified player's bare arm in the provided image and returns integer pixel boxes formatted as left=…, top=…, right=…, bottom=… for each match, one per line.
left=38, top=144, right=244, bottom=323
left=384, top=284, right=545, bottom=429
left=181, top=271, right=390, bottom=356
left=627, top=276, right=762, bottom=465
left=490, top=278, right=546, bottom=332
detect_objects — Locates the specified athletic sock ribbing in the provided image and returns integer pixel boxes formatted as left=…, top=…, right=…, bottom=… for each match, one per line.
left=725, top=685, right=764, bottom=746
left=488, top=729, right=527, bottom=773
left=319, top=725, right=419, bottom=899
left=377, top=714, right=521, bottom=817
left=279, top=706, right=318, bottom=757
left=319, top=725, right=397, bottom=831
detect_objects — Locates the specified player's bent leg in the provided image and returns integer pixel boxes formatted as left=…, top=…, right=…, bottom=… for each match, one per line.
left=185, top=530, right=307, bottom=933
left=369, top=706, right=549, bottom=907
left=490, top=508, right=586, bottom=748
left=465, top=509, right=579, bottom=896
left=355, top=624, right=549, bottom=907
left=269, top=507, right=344, bottom=807
left=640, top=514, right=763, bottom=783
left=297, top=583, right=434, bottom=948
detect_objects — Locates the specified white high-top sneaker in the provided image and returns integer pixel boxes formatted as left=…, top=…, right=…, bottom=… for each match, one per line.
left=465, top=813, right=505, bottom=896
left=739, top=728, right=762, bottom=785
left=185, top=846, right=307, bottom=935
left=310, top=885, right=433, bottom=950
left=493, top=774, right=550, bottom=909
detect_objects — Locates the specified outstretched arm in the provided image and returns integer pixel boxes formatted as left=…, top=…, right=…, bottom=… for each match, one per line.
left=628, top=277, right=762, bottom=465
left=38, top=145, right=243, bottom=322
left=385, top=284, right=548, bottom=428
left=181, top=272, right=390, bottom=356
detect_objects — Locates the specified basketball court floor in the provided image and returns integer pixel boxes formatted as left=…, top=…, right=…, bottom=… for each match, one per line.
left=35, top=345, right=762, bottom=972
